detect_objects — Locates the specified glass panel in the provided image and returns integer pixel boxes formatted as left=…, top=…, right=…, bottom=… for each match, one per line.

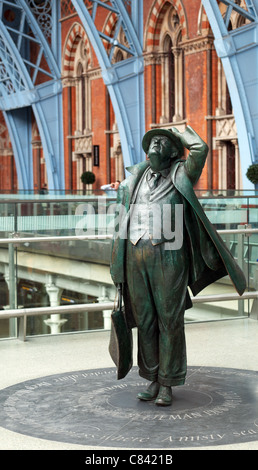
left=186, top=228, right=253, bottom=322
left=1, top=237, right=114, bottom=337
left=200, top=197, right=251, bottom=229
left=0, top=195, right=117, bottom=338
left=0, top=195, right=117, bottom=238
left=186, top=292, right=249, bottom=322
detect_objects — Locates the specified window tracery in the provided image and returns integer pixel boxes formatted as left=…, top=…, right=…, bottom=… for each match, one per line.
left=158, top=6, right=185, bottom=125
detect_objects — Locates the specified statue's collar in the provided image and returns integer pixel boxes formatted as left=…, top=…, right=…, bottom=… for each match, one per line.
left=126, top=160, right=149, bottom=175
left=126, top=158, right=184, bottom=177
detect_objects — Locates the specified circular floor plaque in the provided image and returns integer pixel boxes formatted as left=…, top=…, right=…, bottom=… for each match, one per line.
left=0, top=366, right=257, bottom=448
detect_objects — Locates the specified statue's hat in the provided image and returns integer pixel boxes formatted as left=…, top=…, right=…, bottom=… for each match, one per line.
left=142, top=128, right=184, bottom=157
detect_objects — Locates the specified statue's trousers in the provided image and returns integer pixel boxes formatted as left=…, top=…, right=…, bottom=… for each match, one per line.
left=126, top=238, right=189, bottom=387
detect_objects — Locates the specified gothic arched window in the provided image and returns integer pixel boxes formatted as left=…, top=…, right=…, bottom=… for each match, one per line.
left=164, top=35, right=175, bottom=122
left=159, top=9, right=185, bottom=124
left=76, top=62, right=86, bottom=132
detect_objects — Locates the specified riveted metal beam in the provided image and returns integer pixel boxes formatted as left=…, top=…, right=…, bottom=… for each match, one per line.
left=0, top=0, right=64, bottom=191
left=71, top=0, right=145, bottom=168
left=0, top=0, right=145, bottom=191
left=202, top=0, right=258, bottom=190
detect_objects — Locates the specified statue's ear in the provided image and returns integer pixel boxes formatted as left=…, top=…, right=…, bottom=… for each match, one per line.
left=171, top=151, right=178, bottom=158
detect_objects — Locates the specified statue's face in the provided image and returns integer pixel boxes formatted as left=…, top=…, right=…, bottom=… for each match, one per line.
left=148, top=135, right=177, bottom=171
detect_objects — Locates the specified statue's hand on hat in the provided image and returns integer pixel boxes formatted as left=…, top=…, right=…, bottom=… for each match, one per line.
left=171, top=125, right=200, bottom=151
left=171, top=126, right=209, bottom=184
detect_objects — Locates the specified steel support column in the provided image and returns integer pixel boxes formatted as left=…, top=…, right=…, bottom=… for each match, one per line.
left=71, top=0, right=145, bottom=168
left=0, top=0, right=64, bottom=191
left=3, top=108, right=33, bottom=191
left=202, top=0, right=258, bottom=190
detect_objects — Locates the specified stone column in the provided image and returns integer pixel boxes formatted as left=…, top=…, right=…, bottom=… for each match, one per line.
left=82, top=295, right=89, bottom=330
left=160, top=52, right=169, bottom=124
left=44, top=279, right=67, bottom=334
left=4, top=267, right=17, bottom=337
left=251, top=266, right=258, bottom=320
left=172, top=47, right=182, bottom=122
left=216, top=140, right=226, bottom=194
left=232, top=139, right=241, bottom=191
left=98, top=286, right=112, bottom=330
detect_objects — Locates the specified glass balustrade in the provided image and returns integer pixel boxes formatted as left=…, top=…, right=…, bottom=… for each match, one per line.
left=0, top=193, right=257, bottom=339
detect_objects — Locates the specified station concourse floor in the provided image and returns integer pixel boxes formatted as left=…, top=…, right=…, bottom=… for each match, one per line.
left=0, top=318, right=257, bottom=451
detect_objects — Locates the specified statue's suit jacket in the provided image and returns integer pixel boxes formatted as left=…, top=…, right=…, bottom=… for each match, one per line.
left=110, top=127, right=246, bottom=326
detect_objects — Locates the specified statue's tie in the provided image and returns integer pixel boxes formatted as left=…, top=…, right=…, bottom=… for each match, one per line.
left=148, top=172, right=161, bottom=191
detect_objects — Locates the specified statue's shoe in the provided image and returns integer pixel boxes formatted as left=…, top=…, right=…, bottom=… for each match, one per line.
left=155, top=385, right=172, bottom=406
left=137, top=381, right=160, bottom=401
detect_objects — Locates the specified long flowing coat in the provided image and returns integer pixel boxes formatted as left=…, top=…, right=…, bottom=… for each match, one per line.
left=109, top=127, right=246, bottom=377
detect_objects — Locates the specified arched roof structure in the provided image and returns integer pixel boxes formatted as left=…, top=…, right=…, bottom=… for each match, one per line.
left=0, top=0, right=145, bottom=190
left=0, top=0, right=257, bottom=190
left=0, top=0, right=63, bottom=190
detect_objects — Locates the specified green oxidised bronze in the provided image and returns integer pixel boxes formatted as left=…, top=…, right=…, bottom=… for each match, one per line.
left=109, top=125, right=246, bottom=406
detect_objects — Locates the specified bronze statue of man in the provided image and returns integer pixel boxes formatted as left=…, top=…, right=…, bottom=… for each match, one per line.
left=110, top=125, right=246, bottom=406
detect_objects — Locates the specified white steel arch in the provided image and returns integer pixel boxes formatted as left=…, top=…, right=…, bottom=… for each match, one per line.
left=70, top=0, right=145, bottom=169
left=202, top=0, right=258, bottom=190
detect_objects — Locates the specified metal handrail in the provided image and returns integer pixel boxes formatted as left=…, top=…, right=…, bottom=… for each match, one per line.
left=0, top=228, right=257, bottom=244
left=0, top=291, right=257, bottom=320
left=0, top=234, right=113, bottom=244
left=0, top=193, right=257, bottom=203
left=0, top=301, right=115, bottom=319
